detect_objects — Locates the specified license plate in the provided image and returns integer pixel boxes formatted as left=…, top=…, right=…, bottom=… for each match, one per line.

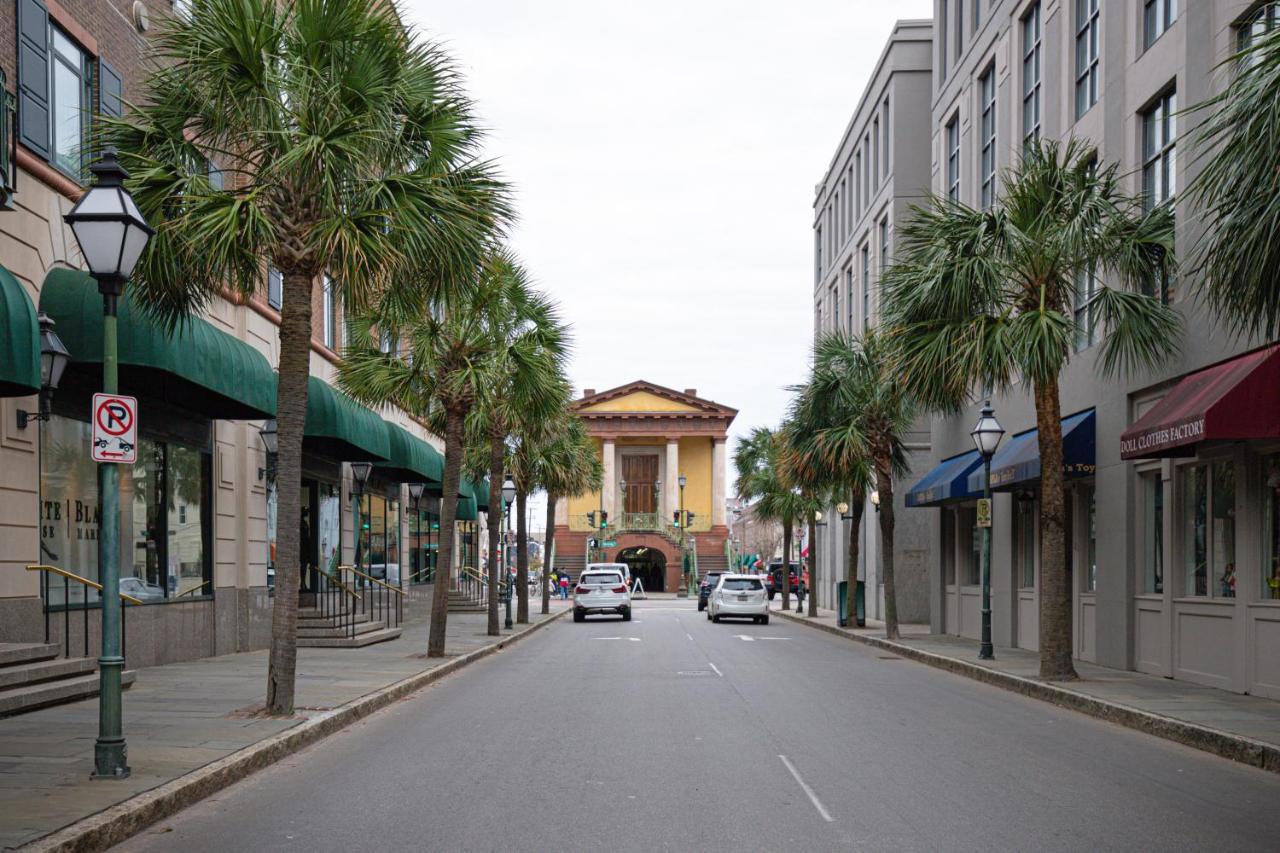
left=737, top=595, right=748, bottom=602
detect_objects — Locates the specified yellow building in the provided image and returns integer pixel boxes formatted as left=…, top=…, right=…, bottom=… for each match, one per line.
left=555, top=382, right=736, bottom=592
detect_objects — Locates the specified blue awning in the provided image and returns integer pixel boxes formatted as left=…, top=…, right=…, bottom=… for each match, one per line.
left=967, top=409, right=1096, bottom=493
left=905, top=450, right=983, bottom=507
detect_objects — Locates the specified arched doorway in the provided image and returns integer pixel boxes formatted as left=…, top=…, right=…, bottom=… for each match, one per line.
left=617, top=546, right=666, bottom=593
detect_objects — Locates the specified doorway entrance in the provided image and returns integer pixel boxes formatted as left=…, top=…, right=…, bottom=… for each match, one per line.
left=617, top=546, right=666, bottom=593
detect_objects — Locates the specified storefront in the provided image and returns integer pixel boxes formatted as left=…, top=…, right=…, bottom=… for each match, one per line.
left=906, top=449, right=983, bottom=638
left=1121, top=344, right=1280, bottom=698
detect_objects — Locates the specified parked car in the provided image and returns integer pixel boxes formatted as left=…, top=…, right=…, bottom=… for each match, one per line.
left=707, top=574, right=769, bottom=624
left=764, top=562, right=806, bottom=600
left=120, top=576, right=166, bottom=602
left=573, top=569, right=632, bottom=622
left=697, top=571, right=727, bottom=611
left=586, top=562, right=632, bottom=590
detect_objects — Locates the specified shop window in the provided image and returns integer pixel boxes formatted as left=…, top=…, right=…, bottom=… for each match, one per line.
left=408, top=499, right=440, bottom=584
left=1142, top=471, right=1164, bottom=594
left=943, top=509, right=956, bottom=585
left=1082, top=485, right=1097, bottom=592
left=1265, top=456, right=1280, bottom=600
left=39, top=414, right=212, bottom=605
left=960, top=506, right=981, bottom=586
left=1179, top=461, right=1235, bottom=597
left=1016, top=496, right=1036, bottom=589
left=358, top=493, right=401, bottom=584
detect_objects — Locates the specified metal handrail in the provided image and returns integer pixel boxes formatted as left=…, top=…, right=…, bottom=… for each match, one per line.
left=321, top=570, right=362, bottom=601
left=26, top=565, right=144, bottom=605
left=175, top=580, right=213, bottom=599
left=337, top=565, right=405, bottom=596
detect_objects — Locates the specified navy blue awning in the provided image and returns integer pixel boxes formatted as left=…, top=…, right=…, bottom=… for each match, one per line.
left=967, top=409, right=1096, bottom=493
left=905, top=450, right=983, bottom=507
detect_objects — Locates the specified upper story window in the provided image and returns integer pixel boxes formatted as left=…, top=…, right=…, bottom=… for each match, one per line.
left=940, top=0, right=950, bottom=81
left=872, top=117, right=880, bottom=190
left=879, top=217, right=890, bottom=276
left=1022, top=3, right=1042, bottom=151
left=1239, top=3, right=1279, bottom=60
left=855, top=151, right=863, bottom=218
left=956, top=0, right=966, bottom=58
left=1143, top=0, right=1177, bottom=50
left=845, top=266, right=854, bottom=332
left=49, top=29, right=92, bottom=177
left=815, top=227, right=823, bottom=282
left=322, top=274, right=339, bottom=350
left=979, top=65, right=997, bottom=210
left=1142, top=88, right=1177, bottom=304
left=828, top=283, right=840, bottom=331
left=266, top=266, right=283, bottom=311
left=1075, top=0, right=1101, bottom=119
left=882, top=97, right=891, bottom=178
left=172, top=0, right=193, bottom=20
left=861, top=244, right=871, bottom=327
left=973, top=0, right=981, bottom=30
left=946, top=114, right=960, bottom=201
left=863, top=133, right=872, bottom=206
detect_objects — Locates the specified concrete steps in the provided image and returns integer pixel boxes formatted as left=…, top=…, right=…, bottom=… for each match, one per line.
left=295, top=609, right=402, bottom=648
left=297, top=626, right=403, bottom=648
left=0, top=643, right=136, bottom=718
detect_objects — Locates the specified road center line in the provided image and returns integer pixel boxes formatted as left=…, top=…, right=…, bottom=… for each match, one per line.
left=708, top=662, right=723, bottom=678
left=778, top=755, right=834, bottom=822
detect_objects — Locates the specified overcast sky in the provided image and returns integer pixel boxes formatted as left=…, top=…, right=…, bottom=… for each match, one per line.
left=400, top=1, right=934, bottom=526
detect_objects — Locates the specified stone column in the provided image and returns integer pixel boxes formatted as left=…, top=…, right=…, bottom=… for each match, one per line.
left=602, top=439, right=616, bottom=521
left=665, top=439, right=680, bottom=524
left=712, top=438, right=727, bottom=526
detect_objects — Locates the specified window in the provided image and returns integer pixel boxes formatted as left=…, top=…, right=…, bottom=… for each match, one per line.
left=828, top=284, right=839, bottom=331
left=966, top=507, right=982, bottom=586
left=879, top=217, right=890, bottom=276
left=845, top=266, right=855, bottom=332
left=973, top=0, right=981, bottom=30
left=1074, top=266, right=1099, bottom=350
left=1265, top=456, right=1280, bottom=599
left=172, top=0, right=193, bottom=20
left=1142, top=89, right=1177, bottom=303
left=1075, top=0, right=1100, bottom=118
left=882, top=98, right=891, bottom=177
left=815, top=227, right=823, bottom=281
left=941, top=0, right=949, bottom=80
left=1179, top=462, right=1235, bottom=598
left=408, top=497, right=441, bottom=584
left=358, top=493, right=400, bottom=581
left=322, top=274, right=338, bottom=350
left=39, top=414, right=212, bottom=606
left=861, top=244, right=871, bottom=327
left=205, top=157, right=223, bottom=191
left=979, top=65, right=997, bottom=210
left=836, top=186, right=843, bottom=240
left=1144, top=0, right=1176, bottom=50
left=267, top=267, right=283, bottom=311
left=846, top=166, right=854, bottom=227
left=1142, top=471, right=1164, bottom=594
left=872, top=117, right=880, bottom=189
left=864, top=133, right=872, bottom=207
left=1, top=70, right=15, bottom=209
left=956, top=0, right=965, bottom=57
left=855, top=152, right=862, bottom=217
left=1022, top=3, right=1042, bottom=150
left=1239, top=3, right=1280, bottom=57
left=943, top=509, right=956, bottom=585
left=1083, top=485, right=1097, bottom=592
left=49, top=28, right=92, bottom=177
left=946, top=114, right=960, bottom=201
left=1016, top=497, right=1036, bottom=589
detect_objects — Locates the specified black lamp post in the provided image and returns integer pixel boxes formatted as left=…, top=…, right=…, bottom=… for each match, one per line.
left=971, top=401, right=1005, bottom=661
left=64, top=149, right=154, bottom=781
left=350, top=462, right=373, bottom=580
left=677, top=474, right=688, bottom=597
left=502, top=475, right=516, bottom=628
left=407, top=483, right=425, bottom=585
left=16, top=312, right=71, bottom=429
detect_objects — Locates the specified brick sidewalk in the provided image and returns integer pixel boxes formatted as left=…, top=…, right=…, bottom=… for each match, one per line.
left=770, top=600, right=1280, bottom=769
left=0, top=598, right=571, bottom=850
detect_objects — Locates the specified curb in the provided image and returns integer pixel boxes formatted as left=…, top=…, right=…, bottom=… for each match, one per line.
left=774, top=609, right=1280, bottom=776
left=23, top=608, right=571, bottom=853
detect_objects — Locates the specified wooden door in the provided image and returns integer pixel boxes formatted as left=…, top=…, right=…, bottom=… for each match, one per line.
left=621, top=455, right=659, bottom=513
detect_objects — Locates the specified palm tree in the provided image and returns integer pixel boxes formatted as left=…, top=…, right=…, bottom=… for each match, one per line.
left=734, top=427, right=816, bottom=613
left=783, top=356, right=875, bottom=630
left=528, top=414, right=602, bottom=614
left=882, top=139, right=1178, bottom=680
left=104, top=0, right=507, bottom=714
left=1187, top=23, right=1280, bottom=339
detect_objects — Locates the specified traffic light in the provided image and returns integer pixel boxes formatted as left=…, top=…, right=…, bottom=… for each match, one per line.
left=672, top=511, right=681, bottom=528
left=685, top=511, right=696, bottom=528
left=600, top=511, right=608, bottom=529
left=587, top=511, right=596, bottom=528
left=588, top=538, right=597, bottom=548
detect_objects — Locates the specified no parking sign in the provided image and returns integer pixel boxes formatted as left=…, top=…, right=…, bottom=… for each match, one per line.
left=91, top=393, right=138, bottom=464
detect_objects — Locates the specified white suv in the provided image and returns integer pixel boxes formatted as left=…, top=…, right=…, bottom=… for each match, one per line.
left=707, top=574, right=769, bottom=624
left=573, top=570, right=632, bottom=622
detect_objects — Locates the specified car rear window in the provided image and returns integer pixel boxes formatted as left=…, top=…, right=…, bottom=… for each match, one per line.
left=722, top=578, right=763, bottom=591
left=581, top=573, right=622, bottom=585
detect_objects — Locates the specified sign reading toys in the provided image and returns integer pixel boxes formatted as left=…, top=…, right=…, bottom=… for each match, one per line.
left=91, top=394, right=139, bottom=464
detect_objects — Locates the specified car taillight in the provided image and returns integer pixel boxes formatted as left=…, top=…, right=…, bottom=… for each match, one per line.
left=612, top=585, right=627, bottom=593
left=575, top=586, right=589, bottom=594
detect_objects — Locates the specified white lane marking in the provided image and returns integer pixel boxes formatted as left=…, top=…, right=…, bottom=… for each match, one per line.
left=759, top=637, right=792, bottom=641
left=708, top=662, right=723, bottom=678
left=591, top=637, right=641, bottom=641
left=685, top=633, right=694, bottom=641
left=778, top=755, right=834, bottom=822
left=733, top=635, right=755, bottom=642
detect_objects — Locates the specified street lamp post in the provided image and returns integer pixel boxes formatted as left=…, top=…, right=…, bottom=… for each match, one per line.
left=970, top=401, right=1005, bottom=661
left=15, top=312, right=71, bottom=430
left=64, top=149, right=154, bottom=780
left=408, top=483, right=425, bottom=585
left=350, top=463, right=373, bottom=583
left=502, top=475, right=516, bottom=629
left=677, top=474, right=688, bottom=598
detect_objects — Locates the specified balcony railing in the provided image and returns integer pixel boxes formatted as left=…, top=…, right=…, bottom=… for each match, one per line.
left=620, top=512, right=663, bottom=531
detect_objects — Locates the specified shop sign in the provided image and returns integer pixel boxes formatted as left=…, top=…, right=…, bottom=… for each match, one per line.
left=600, top=539, right=617, bottom=547
left=976, top=498, right=992, bottom=529
left=91, top=393, right=138, bottom=464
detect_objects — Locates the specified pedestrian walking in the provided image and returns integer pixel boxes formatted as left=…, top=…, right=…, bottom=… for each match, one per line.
left=559, top=573, right=570, bottom=600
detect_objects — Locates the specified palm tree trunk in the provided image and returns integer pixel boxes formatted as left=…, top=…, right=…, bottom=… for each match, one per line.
left=781, top=522, right=792, bottom=611
left=1035, top=376, right=1077, bottom=680
left=516, top=487, right=529, bottom=623
left=807, top=513, right=818, bottom=617
left=875, top=448, right=899, bottom=640
left=428, top=406, right=466, bottom=657
left=846, top=493, right=864, bottom=628
left=265, top=272, right=313, bottom=716
left=485, top=433, right=504, bottom=635
left=542, top=494, right=556, bottom=615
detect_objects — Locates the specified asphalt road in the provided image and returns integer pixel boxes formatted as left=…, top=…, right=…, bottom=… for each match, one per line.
left=115, top=598, right=1280, bottom=853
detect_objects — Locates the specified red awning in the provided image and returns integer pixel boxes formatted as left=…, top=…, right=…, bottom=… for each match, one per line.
left=1120, top=344, right=1280, bottom=459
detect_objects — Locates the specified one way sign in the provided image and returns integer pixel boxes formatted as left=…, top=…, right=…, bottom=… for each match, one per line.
left=91, top=393, right=138, bottom=464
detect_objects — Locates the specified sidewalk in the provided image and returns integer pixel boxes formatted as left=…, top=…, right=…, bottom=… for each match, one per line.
left=0, top=597, right=570, bottom=851
left=771, top=600, right=1280, bottom=773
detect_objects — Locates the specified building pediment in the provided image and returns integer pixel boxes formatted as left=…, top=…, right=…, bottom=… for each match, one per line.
left=572, top=380, right=738, bottom=422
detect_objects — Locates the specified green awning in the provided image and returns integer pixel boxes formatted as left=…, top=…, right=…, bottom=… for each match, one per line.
left=377, top=421, right=444, bottom=484
left=39, top=268, right=275, bottom=418
left=304, top=377, right=389, bottom=462
left=0, top=266, right=40, bottom=397
left=456, top=494, right=478, bottom=521
left=473, top=477, right=490, bottom=512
